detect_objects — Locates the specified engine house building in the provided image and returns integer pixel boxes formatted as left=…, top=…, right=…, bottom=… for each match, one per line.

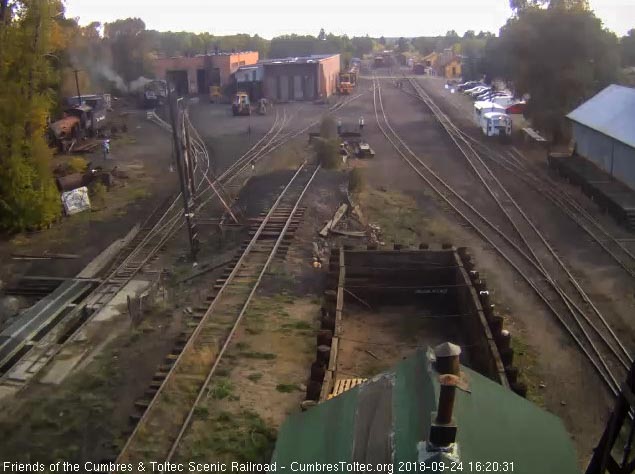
left=261, top=54, right=340, bottom=101
left=152, top=51, right=259, bottom=95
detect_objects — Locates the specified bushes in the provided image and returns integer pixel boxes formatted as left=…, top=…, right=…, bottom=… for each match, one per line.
left=348, top=168, right=366, bottom=194
left=67, top=157, right=88, bottom=174
left=319, top=115, right=337, bottom=139
left=89, top=182, right=107, bottom=207
left=0, top=0, right=62, bottom=232
left=0, top=138, right=61, bottom=232
left=314, top=115, right=341, bottom=169
left=314, top=137, right=341, bottom=169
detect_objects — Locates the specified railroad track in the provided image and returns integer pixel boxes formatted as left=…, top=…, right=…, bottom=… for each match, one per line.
left=116, top=162, right=320, bottom=464
left=397, top=85, right=635, bottom=281
left=372, top=74, right=630, bottom=396
left=0, top=194, right=183, bottom=385
left=0, top=92, right=363, bottom=389
left=467, top=136, right=635, bottom=280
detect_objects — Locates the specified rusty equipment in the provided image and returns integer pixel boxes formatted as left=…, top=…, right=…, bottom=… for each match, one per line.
left=338, top=66, right=358, bottom=95
left=49, top=94, right=109, bottom=152
left=209, top=85, right=222, bottom=103
left=232, top=91, right=251, bottom=116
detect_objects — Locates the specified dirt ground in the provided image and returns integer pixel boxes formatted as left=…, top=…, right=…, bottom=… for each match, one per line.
left=0, top=109, right=177, bottom=295
left=1, top=68, right=624, bottom=467
left=336, top=69, right=625, bottom=465
left=337, top=303, right=466, bottom=380
left=173, top=164, right=345, bottom=462
left=0, top=94, right=348, bottom=463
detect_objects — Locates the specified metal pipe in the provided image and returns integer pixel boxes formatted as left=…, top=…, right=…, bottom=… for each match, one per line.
left=436, top=378, right=458, bottom=425
left=73, top=69, right=82, bottom=105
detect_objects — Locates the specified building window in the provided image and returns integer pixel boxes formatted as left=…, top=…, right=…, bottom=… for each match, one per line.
left=239, top=61, right=246, bottom=66
left=252, top=71, right=256, bottom=81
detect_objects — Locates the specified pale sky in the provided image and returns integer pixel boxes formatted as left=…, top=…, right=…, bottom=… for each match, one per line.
left=64, top=0, right=634, bottom=38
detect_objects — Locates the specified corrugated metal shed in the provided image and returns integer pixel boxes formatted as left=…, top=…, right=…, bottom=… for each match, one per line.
left=272, top=349, right=580, bottom=473
left=567, top=85, right=635, bottom=149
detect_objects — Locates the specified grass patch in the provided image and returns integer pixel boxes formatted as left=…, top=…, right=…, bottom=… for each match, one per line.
left=348, top=168, right=366, bottom=194
left=360, top=188, right=450, bottom=245
left=89, top=182, right=108, bottom=208
left=211, top=379, right=234, bottom=400
left=67, top=156, right=89, bottom=173
left=184, top=410, right=276, bottom=462
left=235, top=342, right=250, bottom=351
left=239, top=351, right=277, bottom=360
left=215, top=367, right=231, bottom=377
left=247, top=373, right=263, bottom=382
left=273, top=292, right=295, bottom=305
left=265, top=266, right=297, bottom=289
left=0, top=346, right=123, bottom=462
left=510, top=336, right=545, bottom=407
left=121, top=183, right=151, bottom=202
left=281, top=321, right=312, bottom=330
left=268, top=142, right=305, bottom=172
left=275, top=383, right=299, bottom=393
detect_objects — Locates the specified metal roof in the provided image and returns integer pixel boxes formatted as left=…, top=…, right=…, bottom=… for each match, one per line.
left=272, top=349, right=580, bottom=472
left=260, top=54, right=337, bottom=66
left=567, top=84, right=635, bottom=149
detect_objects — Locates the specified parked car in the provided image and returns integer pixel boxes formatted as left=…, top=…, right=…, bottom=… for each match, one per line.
left=475, top=90, right=498, bottom=101
left=458, top=81, right=481, bottom=91
left=477, top=92, right=511, bottom=102
left=469, top=87, right=491, bottom=98
left=506, top=102, right=527, bottom=114
left=463, top=85, right=488, bottom=95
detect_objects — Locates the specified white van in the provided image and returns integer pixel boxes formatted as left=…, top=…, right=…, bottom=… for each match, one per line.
left=474, top=101, right=506, bottom=124
left=481, top=111, right=512, bottom=137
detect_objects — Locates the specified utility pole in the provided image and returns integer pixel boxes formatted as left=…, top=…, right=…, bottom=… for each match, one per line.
left=73, top=69, right=82, bottom=104
left=167, top=84, right=199, bottom=262
left=183, top=124, right=197, bottom=199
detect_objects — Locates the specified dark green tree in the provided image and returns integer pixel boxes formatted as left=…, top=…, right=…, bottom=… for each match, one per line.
left=351, top=35, right=374, bottom=57
left=397, top=37, right=408, bottom=53
left=621, top=29, right=635, bottom=66
left=491, top=6, right=619, bottom=141
left=104, top=18, right=151, bottom=85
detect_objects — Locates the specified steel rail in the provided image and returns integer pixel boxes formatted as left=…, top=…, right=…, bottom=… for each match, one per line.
left=165, top=164, right=321, bottom=461
left=397, top=84, right=635, bottom=281
left=406, top=77, right=631, bottom=368
left=116, top=162, right=319, bottom=464
left=465, top=132, right=635, bottom=280
left=372, top=76, right=621, bottom=395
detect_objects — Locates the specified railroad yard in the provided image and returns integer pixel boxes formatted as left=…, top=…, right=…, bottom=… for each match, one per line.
left=1, top=32, right=635, bottom=472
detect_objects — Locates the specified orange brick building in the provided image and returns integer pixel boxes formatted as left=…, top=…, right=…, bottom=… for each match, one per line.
left=152, top=51, right=259, bottom=95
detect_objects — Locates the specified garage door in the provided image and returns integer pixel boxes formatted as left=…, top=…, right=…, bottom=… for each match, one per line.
left=279, top=75, right=289, bottom=101
left=293, top=75, right=303, bottom=100
left=306, top=75, right=315, bottom=100
left=265, top=76, right=277, bottom=100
